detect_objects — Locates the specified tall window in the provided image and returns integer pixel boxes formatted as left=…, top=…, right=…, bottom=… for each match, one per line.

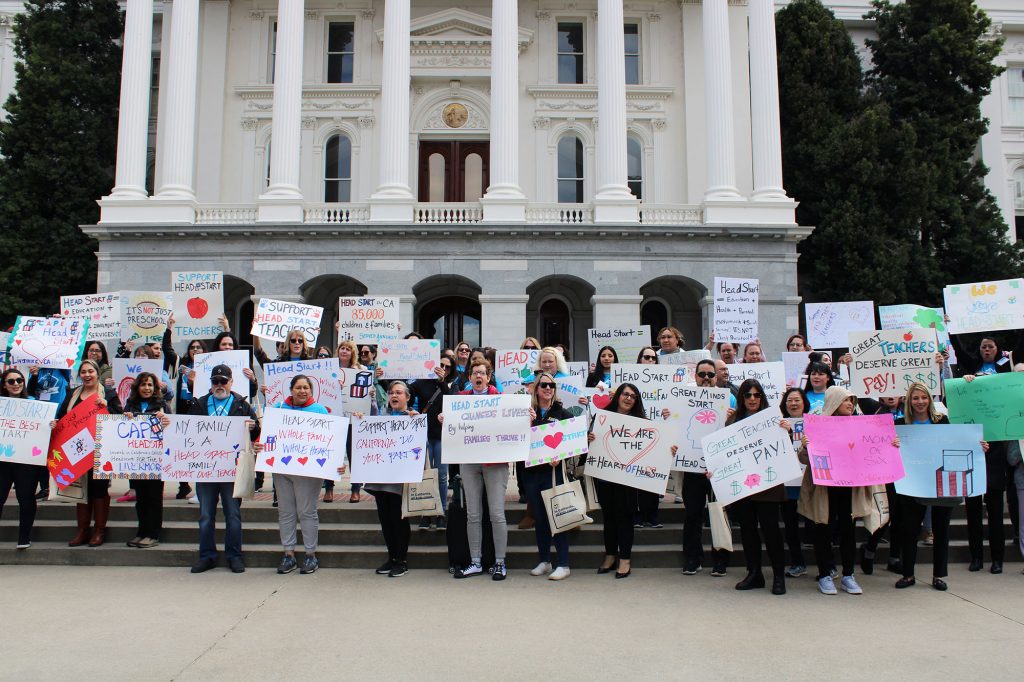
left=149, top=54, right=160, bottom=118
left=264, top=141, right=272, bottom=191
left=324, top=134, right=352, bottom=202
left=1010, top=66, right=1024, bottom=127
left=624, top=23, right=640, bottom=85
left=557, top=135, right=584, bottom=203
left=557, top=23, right=584, bottom=84
left=269, top=21, right=277, bottom=83
left=1014, top=167, right=1024, bottom=210
left=627, top=137, right=643, bottom=200
left=327, top=22, right=355, bottom=83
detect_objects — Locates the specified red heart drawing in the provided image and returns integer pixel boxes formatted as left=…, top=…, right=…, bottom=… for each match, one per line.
left=297, top=456, right=309, bottom=465
left=593, top=394, right=612, bottom=410
left=265, top=457, right=275, bottom=466
left=63, top=309, right=70, bottom=315
left=31, top=446, right=42, bottom=456
left=424, top=360, right=435, bottom=370
left=598, top=414, right=607, bottom=426
left=102, top=461, right=113, bottom=472
left=13, top=339, right=20, bottom=345
left=381, top=347, right=389, bottom=354
left=66, top=358, right=76, bottom=367
left=602, top=427, right=661, bottom=467
left=543, top=432, right=564, bottom=449
left=847, top=442, right=855, bottom=449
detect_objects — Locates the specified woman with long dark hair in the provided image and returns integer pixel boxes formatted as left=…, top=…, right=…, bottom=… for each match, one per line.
left=0, top=369, right=40, bottom=549
left=120, top=372, right=168, bottom=548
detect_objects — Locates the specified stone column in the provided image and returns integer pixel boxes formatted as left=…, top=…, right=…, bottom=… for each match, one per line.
left=480, top=295, right=529, bottom=349
left=748, top=0, right=787, bottom=200
left=398, top=294, right=416, bottom=338
left=109, top=0, right=154, bottom=200
left=701, top=0, right=741, bottom=203
left=155, top=0, right=200, bottom=205
left=590, top=294, right=643, bottom=329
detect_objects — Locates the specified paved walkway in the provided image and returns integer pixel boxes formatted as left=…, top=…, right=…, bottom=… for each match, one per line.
left=3, top=564, right=1023, bottom=680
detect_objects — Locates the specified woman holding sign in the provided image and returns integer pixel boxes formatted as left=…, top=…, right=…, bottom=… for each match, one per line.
left=0, top=369, right=40, bottom=549
left=120, top=372, right=168, bottom=549
left=335, top=339, right=367, bottom=503
left=586, top=346, right=618, bottom=388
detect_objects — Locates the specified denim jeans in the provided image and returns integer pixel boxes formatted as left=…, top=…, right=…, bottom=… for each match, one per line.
left=197, top=482, right=242, bottom=561
left=522, top=465, right=570, bottom=568
left=427, top=437, right=448, bottom=513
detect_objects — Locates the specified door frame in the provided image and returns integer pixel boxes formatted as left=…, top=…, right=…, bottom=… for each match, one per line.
left=417, top=140, right=490, bottom=202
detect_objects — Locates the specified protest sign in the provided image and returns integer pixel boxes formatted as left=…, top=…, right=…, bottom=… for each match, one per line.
left=162, top=416, right=250, bottom=483
left=945, top=373, right=1024, bottom=441
left=582, top=384, right=612, bottom=416
left=611, top=363, right=692, bottom=421
left=713, top=277, right=759, bottom=343
left=378, top=338, right=441, bottom=380
left=879, top=303, right=956, bottom=365
left=350, top=414, right=429, bottom=484
left=943, top=278, right=1024, bottom=335
left=112, top=357, right=163, bottom=406
left=782, top=352, right=812, bottom=388
left=553, top=375, right=588, bottom=418
left=804, top=413, right=903, bottom=487
left=337, top=296, right=400, bottom=344
left=264, top=358, right=345, bottom=415
left=587, top=326, right=651, bottom=365
left=192, top=350, right=252, bottom=398
left=256, top=407, right=349, bottom=480
left=0, top=397, right=58, bottom=466
left=728, top=361, right=786, bottom=405
left=338, top=365, right=375, bottom=417
left=93, top=414, right=164, bottom=480
left=251, top=297, right=324, bottom=344
left=656, top=349, right=710, bottom=371
left=494, top=348, right=541, bottom=393
left=585, top=410, right=674, bottom=494
left=171, top=272, right=225, bottom=340
left=805, top=301, right=875, bottom=349
left=672, top=385, right=731, bottom=471
left=6, top=316, right=89, bottom=374
left=701, top=407, right=800, bottom=504
left=61, top=293, right=121, bottom=342
left=120, top=291, right=173, bottom=343
left=785, top=417, right=807, bottom=486
left=441, top=394, right=531, bottom=464
left=0, top=332, right=8, bottom=365
left=567, top=362, right=588, bottom=381
left=47, top=398, right=108, bottom=489
left=894, top=424, right=986, bottom=498
left=847, top=328, right=939, bottom=398
left=527, top=416, right=589, bottom=467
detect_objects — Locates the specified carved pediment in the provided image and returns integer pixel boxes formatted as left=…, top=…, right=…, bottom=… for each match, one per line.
left=376, top=8, right=534, bottom=52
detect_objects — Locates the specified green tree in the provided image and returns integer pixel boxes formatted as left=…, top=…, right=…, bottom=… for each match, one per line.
left=0, top=0, right=122, bottom=324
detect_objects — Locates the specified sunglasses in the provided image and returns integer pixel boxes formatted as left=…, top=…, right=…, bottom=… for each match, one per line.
left=537, top=382, right=556, bottom=389
left=5, top=377, right=24, bottom=385
left=742, top=392, right=763, bottom=399
left=641, top=354, right=658, bottom=360
left=696, top=371, right=716, bottom=379
left=317, top=353, right=330, bottom=358
left=289, top=338, right=304, bottom=344
left=360, top=350, right=372, bottom=355
left=211, top=377, right=230, bottom=386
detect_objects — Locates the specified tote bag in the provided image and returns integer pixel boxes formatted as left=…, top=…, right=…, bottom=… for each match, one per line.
left=232, top=436, right=256, bottom=501
left=708, top=501, right=733, bottom=552
left=542, top=462, right=593, bottom=534
left=402, top=467, right=442, bottom=518
left=582, top=473, right=601, bottom=512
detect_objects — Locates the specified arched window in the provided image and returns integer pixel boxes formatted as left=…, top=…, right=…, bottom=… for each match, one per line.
left=1014, top=166, right=1024, bottom=210
left=641, top=299, right=668, bottom=336
left=557, top=135, right=584, bottom=203
left=324, top=134, right=352, bottom=202
left=627, top=136, right=643, bottom=201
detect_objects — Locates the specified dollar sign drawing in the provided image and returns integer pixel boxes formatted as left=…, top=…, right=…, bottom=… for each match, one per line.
left=765, top=466, right=777, bottom=483
left=730, top=481, right=742, bottom=495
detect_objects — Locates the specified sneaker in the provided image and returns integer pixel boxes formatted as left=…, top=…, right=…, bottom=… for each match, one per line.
left=272, top=500, right=278, bottom=508
left=649, top=521, right=664, bottom=529
left=785, top=564, right=807, bottom=578
left=531, top=561, right=553, bottom=576
left=277, top=555, right=297, bottom=574
left=126, top=536, right=142, bottom=548
left=818, top=576, right=838, bottom=595
left=435, top=516, right=447, bottom=530
left=710, top=564, right=728, bottom=577
left=455, top=563, right=483, bottom=579
left=175, top=484, right=192, bottom=500
left=674, top=496, right=684, bottom=504
left=136, top=537, right=159, bottom=548
left=35, top=490, right=48, bottom=501
left=191, top=557, right=216, bottom=574
left=376, top=560, right=394, bottom=575
left=418, top=517, right=430, bottom=530
left=840, top=575, right=863, bottom=595
left=388, top=562, right=408, bottom=578
left=829, top=567, right=839, bottom=580
left=187, top=495, right=199, bottom=505
left=300, top=556, right=319, bottom=574
left=15, top=541, right=30, bottom=550
left=633, top=521, right=644, bottom=529
left=682, top=560, right=702, bottom=575
left=920, top=529, right=934, bottom=546
left=492, top=561, right=507, bottom=581
left=548, top=566, right=571, bottom=581
left=116, top=491, right=136, bottom=503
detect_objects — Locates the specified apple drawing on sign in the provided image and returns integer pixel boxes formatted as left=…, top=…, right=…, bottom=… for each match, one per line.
left=186, top=297, right=209, bottom=319
left=903, top=331, right=913, bottom=342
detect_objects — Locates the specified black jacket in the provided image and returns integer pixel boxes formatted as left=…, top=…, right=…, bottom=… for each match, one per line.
left=409, top=378, right=449, bottom=440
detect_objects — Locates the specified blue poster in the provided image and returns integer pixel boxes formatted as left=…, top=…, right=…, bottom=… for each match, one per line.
left=893, top=424, right=986, bottom=498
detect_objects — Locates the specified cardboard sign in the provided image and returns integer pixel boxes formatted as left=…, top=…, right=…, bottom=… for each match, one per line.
left=805, top=301, right=875, bottom=349
left=493, top=349, right=541, bottom=393
left=587, top=326, right=651, bottom=365
left=162, top=416, right=250, bottom=483
left=60, top=293, right=121, bottom=342
left=120, top=291, right=173, bottom=343
left=350, top=414, right=429, bottom=484
left=672, top=385, right=731, bottom=471
left=171, top=272, right=225, bottom=340
left=878, top=303, right=953, bottom=358
left=728, top=361, right=786, bottom=406
left=0, top=397, right=58, bottom=466
left=585, top=410, right=674, bottom=494
left=847, top=328, right=940, bottom=398
left=610, top=363, right=693, bottom=421
left=441, top=394, right=532, bottom=464
left=713, top=277, right=759, bottom=343
left=338, top=366, right=375, bottom=417
left=48, top=398, right=108, bottom=489
left=256, top=407, right=349, bottom=480
left=893, top=424, right=986, bottom=498
left=527, top=416, right=589, bottom=467
left=251, top=297, right=324, bottom=344
left=264, top=358, right=345, bottom=416
left=782, top=351, right=812, bottom=388
left=337, top=296, right=400, bottom=344
left=945, top=373, right=1024, bottom=441
left=702, top=407, right=800, bottom=504
left=192, top=350, right=252, bottom=398
left=7, top=316, right=89, bottom=374
left=943, top=278, right=1024, bottom=335
left=112, top=357, right=163, bottom=406
left=93, top=414, right=164, bottom=480
left=804, top=413, right=904, bottom=487
left=378, top=339, right=441, bottom=380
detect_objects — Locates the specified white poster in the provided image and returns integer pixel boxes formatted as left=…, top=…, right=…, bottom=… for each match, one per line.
left=587, top=325, right=651, bottom=365
left=728, top=361, right=786, bottom=406
left=378, top=338, right=441, bottom=380
left=848, top=328, right=940, bottom=398
left=60, top=293, right=121, bottom=342
left=120, top=291, right=174, bottom=343
left=171, top=271, right=225, bottom=340
left=337, top=296, right=400, bottom=344
left=256, top=407, right=349, bottom=481
left=192, top=350, right=252, bottom=398
left=338, top=365, right=375, bottom=417
left=493, top=348, right=541, bottom=394
left=943, top=278, right=1024, bottom=335
left=610, top=363, right=692, bottom=422
left=162, top=416, right=250, bottom=483
left=251, top=297, right=324, bottom=344
left=263, top=358, right=345, bottom=416
left=441, top=394, right=532, bottom=464
left=526, top=416, right=589, bottom=467
left=671, top=385, right=731, bottom=472
left=0, top=397, right=58, bottom=466
left=805, top=301, right=875, bottom=349
left=713, top=277, right=759, bottom=343
left=585, top=410, right=675, bottom=494
left=350, top=414, right=429, bottom=484
left=94, top=414, right=165, bottom=480
left=782, top=351, right=813, bottom=388
left=112, top=357, right=164, bottom=406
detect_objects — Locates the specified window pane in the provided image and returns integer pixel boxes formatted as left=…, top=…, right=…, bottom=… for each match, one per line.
left=557, top=23, right=584, bottom=84
left=627, top=138, right=642, bottom=177
left=325, top=180, right=339, bottom=203
left=327, top=55, right=342, bottom=83
left=341, top=55, right=353, bottom=83
left=625, top=57, right=639, bottom=85
left=328, top=22, right=354, bottom=53
left=1010, top=67, right=1024, bottom=126
left=558, top=56, right=577, bottom=84
left=557, top=23, right=583, bottom=53
left=628, top=180, right=642, bottom=201
left=557, top=136, right=576, bottom=179
left=573, top=179, right=583, bottom=203
left=464, top=153, right=483, bottom=202
left=338, top=135, right=351, bottom=177
left=429, top=153, right=446, bottom=202
left=573, top=137, right=584, bottom=178
left=558, top=180, right=574, bottom=204
left=624, top=24, right=639, bottom=54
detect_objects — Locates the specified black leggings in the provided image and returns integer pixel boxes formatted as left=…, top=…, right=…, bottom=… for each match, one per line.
left=597, top=480, right=637, bottom=560
left=131, top=480, right=164, bottom=539
left=0, top=463, right=39, bottom=544
left=813, top=487, right=855, bottom=579
left=966, top=491, right=1005, bottom=563
left=636, top=490, right=660, bottom=524
left=374, top=490, right=410, bottom=563
left=901, top=498, right=952, bottom=579
left=733, top=499, right=785, bottom=575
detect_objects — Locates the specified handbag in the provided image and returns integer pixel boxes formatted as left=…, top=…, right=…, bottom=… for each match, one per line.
left=232, top=435, right=256, bottom=500
left=541, top=462, right=593, bottom=534
left=402, top=466, right=442, bottom=518
left=582, top=473, right=600, bottom=512
left=49, top=474, right=87, bottom=504
left=708, top=501, right=733, bottom=552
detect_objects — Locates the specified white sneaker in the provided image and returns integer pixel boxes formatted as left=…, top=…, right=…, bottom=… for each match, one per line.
left=530, top=561, right=552, bottom=576
left=840, top=575, right=863, bottom=595
left=818, top=576, right=837, bottom=595
left=187, top=495, right=199, bottom=505
left=548, top=566, right=571, bottom=581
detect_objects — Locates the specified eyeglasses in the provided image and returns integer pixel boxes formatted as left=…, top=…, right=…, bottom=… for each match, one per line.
left=696, top=371, right=716, bottom=379
left=211, top=377, right=230, bottom=386
left=360, top=350, right=372, bottom=355
left=641, top=354, right=658, bottom=361
left=471, top=371, right=488, bottom=377
left=742, top=392, right=763, bottom=399
left=537, top=382, right=556, bottom=389
left=189, top=345, right=203, bottom=351
left=620, top=393, right=638, bottom=400
left=5, top=378, right=23, bottom=385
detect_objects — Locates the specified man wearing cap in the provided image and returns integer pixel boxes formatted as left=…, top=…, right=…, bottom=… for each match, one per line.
left=188, top=364, right=261, bottom=574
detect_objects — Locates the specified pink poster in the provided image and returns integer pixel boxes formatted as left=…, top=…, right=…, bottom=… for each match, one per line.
left=803, top=413, right=904, bottom=487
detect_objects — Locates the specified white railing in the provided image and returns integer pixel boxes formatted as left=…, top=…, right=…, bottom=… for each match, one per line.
left=194, top=205, right=258, bottom=225
left=638, top=204, right=704, bottom=225
left=303, top=204, right=370, bottom=224
left=414, top=203, right=483, bottom=224
left=525, top=204, right=593, bottom=224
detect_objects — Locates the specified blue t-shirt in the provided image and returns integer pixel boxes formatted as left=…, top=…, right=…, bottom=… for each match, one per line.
left=207, top=394, right=235, bottom=416
left=34, top=368, right=70, bottom=405
left=978, top=362, right=997, bottom=375
left=807, top=390, right=826, bottom=415
left=274, top=400, right=329, bottom=414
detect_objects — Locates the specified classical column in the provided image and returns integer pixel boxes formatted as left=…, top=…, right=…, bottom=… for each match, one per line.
left=108, top=0, right=154, bottom=199
left=155, top=0, right=200, bottom=200
left=593, top=0, right=638, bottom=223
left=701, top=0, right=741, bottom=202
left=370, top=0, right=414, bottom=222
left=590, top=294, right=643, bottom=329
left=748, top=0, right=787, bottom=200
left=480, top=295, right=530, bottom=348
left=482, top=0, right=526, bottom=222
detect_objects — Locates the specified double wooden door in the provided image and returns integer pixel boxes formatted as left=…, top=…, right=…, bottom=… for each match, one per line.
left=417, top=141, right=489, bottom=202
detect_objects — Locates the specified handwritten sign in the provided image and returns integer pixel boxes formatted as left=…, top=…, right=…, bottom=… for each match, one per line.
left=894, top=424, right=986, bottom=498
left=94, top=414, right=164, bottom=480
left=192, top=350, right=252, bottom=398
left=587, top=325, right=651, bottom=365
left=527, top=416, right=589, bottom=467
left=47, top=398, right=108, bottom=488
left=120, top=291, right=173, bottom=343
left=494, top=348, right=541, bottom=393
left=337, top=296, right=400, bottom=344
left=805, top=301, right=875, bottom=349
left=61, top=293, right=121, bottom=342
left=378, top=339, right=441, bottom=380
left=782, top=351, right=812, bottom=388
left=441, top=394, right=531, bottom=464
left=701, top=408, right=799, bottom=503
left=553, top=375, right=588, bottom=418
left=264, top=358, right=344, bottom=415
left=943, top=278, right=1024, bottom=335
left=350, top=414, right=429, bottom=483
left=713, top=277, right=759, bottom=343
left=728, top=361, right=785, bottom=405
left=0, top=397, right=58, bottom=466
left=162, top=416, right=249, bottom=483
left=804, top=413, right=903, bottom=486
left=657, top=349, right=710, bottom=375
left=672, top=385, right=731, bottom=472
left=171, top=271, right=225, bottom=340
left=112, top=357, right=163, bottom=406
left=582, top=384, right=612, bottom=416
left=611, top=363, right=692, bottom=421
left=847, top=328, right=939, bottom=398
left=945, top=373, right=1024, bottom=441
left=585, top=410, right=674, bottom=494
left=251, top=297, right=324, bottom=344
left=7, top=316, right=89, bottom=374
left=338, top=366, right=374, bottom=417
left=567, top=362, right=588, bottom=381
left=256, top=407, right=349, bottom=480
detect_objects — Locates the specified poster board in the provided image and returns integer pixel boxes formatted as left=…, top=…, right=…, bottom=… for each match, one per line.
left=171, top=271, right=225, bottom=340
left=337, top=296, right=400, bottom=344
left=440, top=394, right=532, bottom=464
left=162, top=415, right=250, bottom=483
left=349, top=414, right=429, bottom=484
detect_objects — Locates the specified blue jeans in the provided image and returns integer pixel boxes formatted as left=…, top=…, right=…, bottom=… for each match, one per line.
left=522, top=465, right=570, bottom=568
left=427, top=437, right=448, bottom=513
left=197, top=482, right=242, bottom=561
